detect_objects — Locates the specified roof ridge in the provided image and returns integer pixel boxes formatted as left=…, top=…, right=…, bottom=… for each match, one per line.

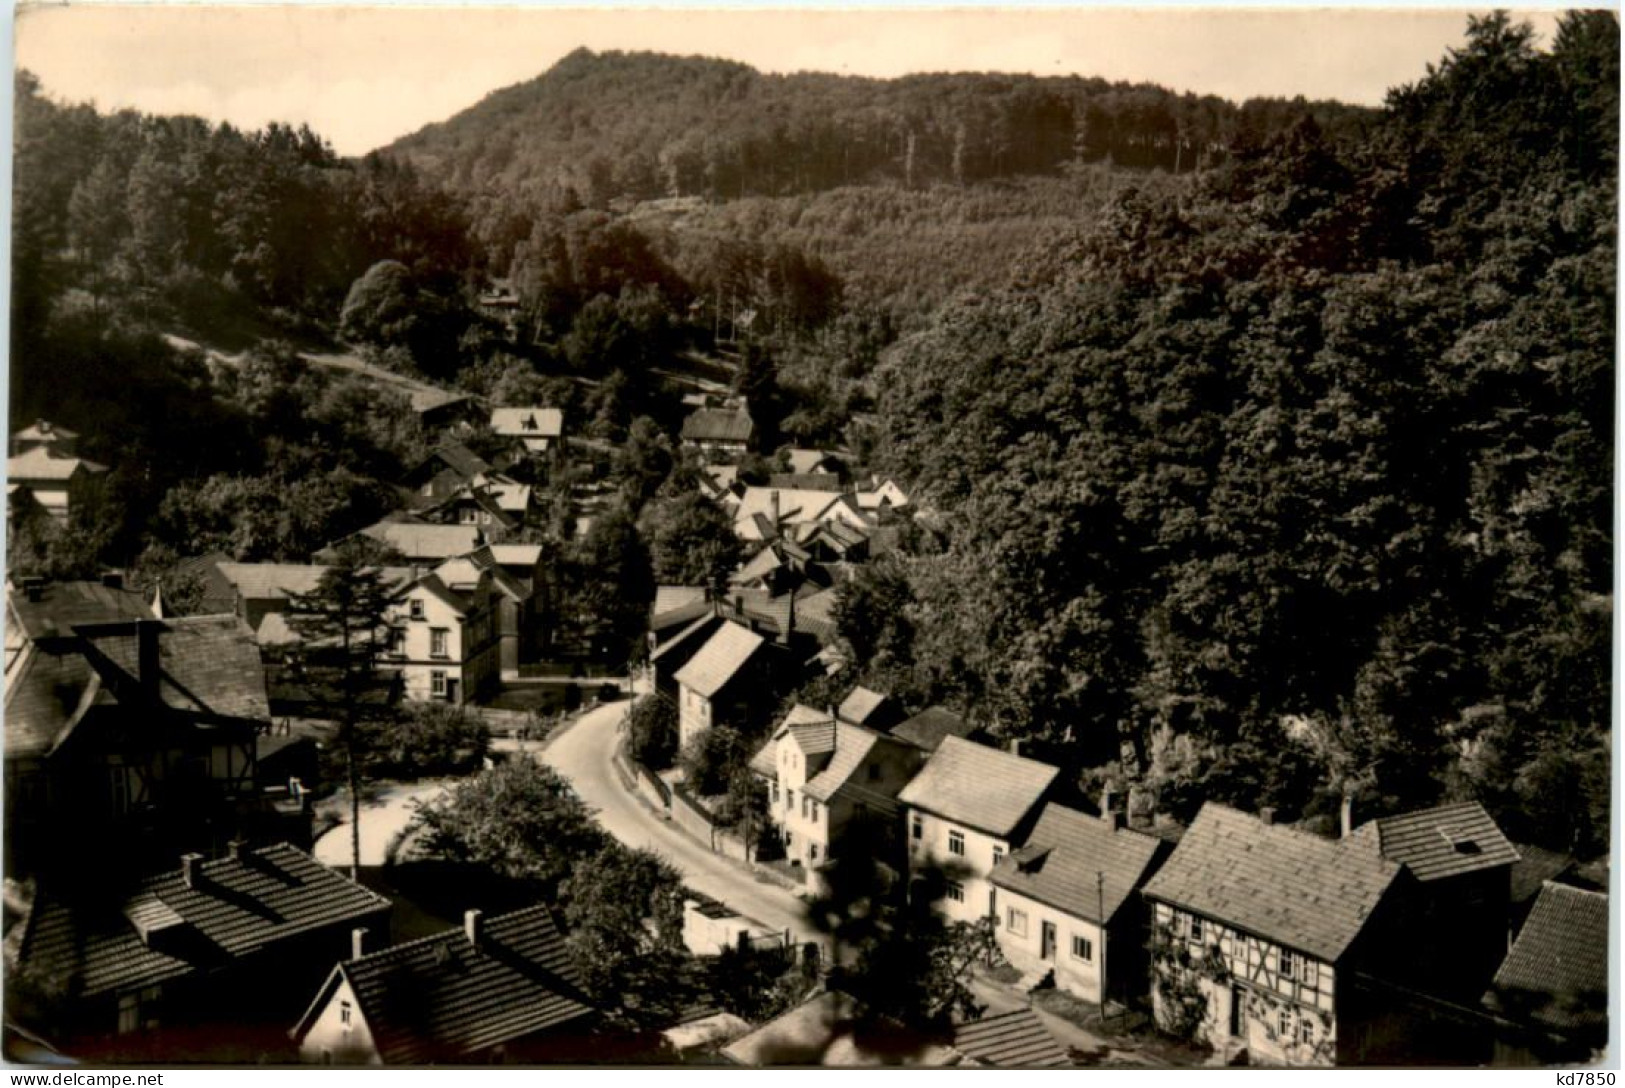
left=347, top=902, right=556, bottom=970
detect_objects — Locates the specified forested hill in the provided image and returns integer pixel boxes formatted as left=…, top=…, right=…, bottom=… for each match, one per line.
left=382, top=47, right=1374, bottom=202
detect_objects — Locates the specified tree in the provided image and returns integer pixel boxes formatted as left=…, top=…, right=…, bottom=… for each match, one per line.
left=678, top=724, right=755, bottom=798
left=284, top=544, right=399, bottom=878
left=339, top=260, right=419, bottom=346
left=413, top=758, right=606, bottom=897
left=370, top=702, right=491, bottom=779
left=625, top=695, right=679, bottom=770
left=639, top=483, right=742, bottom=592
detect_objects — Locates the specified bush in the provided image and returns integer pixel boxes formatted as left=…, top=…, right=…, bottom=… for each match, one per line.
left=625, top=696, right=679, bottom=770
left=678, top=724, right=754, bottom=797
left=369, top=703, right=491, bottom=779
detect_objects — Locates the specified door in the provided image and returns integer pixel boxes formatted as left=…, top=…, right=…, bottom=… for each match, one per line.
left=446, top=678, right=460, bottom=704
left=1041, top=921, right=1057, bottom=961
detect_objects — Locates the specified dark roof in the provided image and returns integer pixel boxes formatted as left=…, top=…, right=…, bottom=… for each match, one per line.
left=953, top=1008, right=1071, bottom=1068
left=890, top=706, right=975, bottom=752
left=1142, top=803, right=1402, bottom=963
left=15, top=844, right=390, bottom=998
left=1349, top=801, right=1519, bottom=882
left=989, top=804, right=1165, bottom=924
left=1483, top=882, right=1608, bottom=1037
left=421, top=442, right=491, bottom=480
left=301, top=906, right=593, bottom=1064
left=768, top=473, right=844, bottom=492
left=7, top=580, right=153, bottom=642
left=897, top=736, right=1058, bottom=838
left=1509, top=843, right=1577, bottom=906
left=681, top=408, right=754, bottom=444
left=359, top=521, right=482, bottom=561
left=837, top=686, right=890, bottom=726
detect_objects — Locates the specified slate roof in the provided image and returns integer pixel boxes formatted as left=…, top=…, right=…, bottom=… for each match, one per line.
left=14, top=844, right=390, bottom=999
left=674, top=622, right=766, bottom=698
left=953, top=1008, right=1071, bottom=1068
left=837, top=687, right=890, bottom=726
left=989, top=803, right=1165, bottom=924
left=489, top=407, right=563, bottom=439
left=897, top=736, right=1059, bottom=838
left=80, top=615, right=272, bottom=723
left=4, top=642, right=92, bottom=758
left=360, top=521, right=482, bottom=561
left=682, top=407, right=755, bottom=444
left=890, top=706, right=976, bottom=752
left=1482, top=882, right=1609, bottom=1037
left=1142, top=803, right=1403, bottom=963
left=7, top=448, right=107, bottom=481
left=7, top=580, right=153, bottom=642
left=650, top=614, right=723, bottom=672
left=297, top=906, right=593, bottom=1064
left=1349, top=801, right=1519, bottom=882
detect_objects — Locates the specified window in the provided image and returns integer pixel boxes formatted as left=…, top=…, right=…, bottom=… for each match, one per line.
left=946, top=881, right=965, bottom=904
left=118, top=993, right=140, bottom=1035
left=1073, top=935, right=1094, bottom=963
left=1007, top=908, right=1028, bottom=936
left=911, top=815, right=923, bottom=840
left=1277, top=1008, right=1293, bottom=1039
left=321, top=1049, right=334, bottom=1066
left=421, top=483, right=433, bottom=497
left=431, top=670, right=447, bottom=697
left=1299, top=1018, right=1316, bottom=1047
left=787, top=789, right=795, bottom=812
left=1302, top=960, right=1318, bottom=988
left=459, top=507, right=479, bottom=525
left=992, top=846, right=1005, bottom=867
left=809, top=844, right=819, bottom=862
left=1188, top=915, right=1204, bottom=943
left=340, top=1001, right=352, bottom=1031
left=801, top=796, right=809, bottom=819
left=771, top=783, right=780, bottom=804
left=809, top=800, right=820, bottom=821
left=868, top=764, right=882, bottom=781
left=431, top=628, right=449, bottom=658
left=409, top=599, right=425, bottom=621
left=948, top=830, right=966, bottom=856
left=1279, top=949, right=1296, bottom=980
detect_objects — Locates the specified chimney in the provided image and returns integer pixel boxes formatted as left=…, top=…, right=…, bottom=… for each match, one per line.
left=181, top=853, right=205, bottom=889
left=464, top=908, right=484, bottom=948
left=352, top=927, right=369, bottom=960
left=101, top=570, right=123, bottom=589
left=770, top=490, right=780, bottom=527
left=1101, top=786, right=1116, bottom=822
left=227, top=837, right=248, bottom=862
left=1008, top=738, right=1022, bottom=759
left=1259, top=806, right=1276, bottom=826
left=137, top=619, right=162, bottom=699
left=1340, top=792, right=1354, bottom=839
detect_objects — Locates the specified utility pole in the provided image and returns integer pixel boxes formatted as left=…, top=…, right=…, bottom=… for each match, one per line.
left=1098, top=869, right=1109, bottom=1026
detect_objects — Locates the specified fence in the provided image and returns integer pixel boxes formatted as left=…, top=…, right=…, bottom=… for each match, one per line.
left=670, top=785, right=755, bottom=864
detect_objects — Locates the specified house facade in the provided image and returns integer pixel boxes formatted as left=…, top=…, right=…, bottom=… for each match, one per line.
left=489, top=407, right=564, bottom=459
left=432, top=551, right=534, bottom=674
left=680, top=407, right=755, bottom=457
left=988, top=802, right=1166, bottom=1005
left=7, top=446, right=109, bottom=523
left=382, top=572, right=500, bottom=705
left=897, top=736, right=1059, bottom=925
left=1141, top=803, right=1414, bottom=1067
left=672, top=620, right=771, bottom=751
left=399, top=443, right=491, bottom=508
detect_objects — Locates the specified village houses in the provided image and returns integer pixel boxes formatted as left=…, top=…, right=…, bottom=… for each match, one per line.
left=489, top=406, right=565, bottom=461
left=680, top=405, right=755, bottom=457
left=382, top=570, right=501, bottom=705
left=7, top=421, right=109, bottom=524
left=291, top=906, right=596, bottom=1065
left=896, top=735, right=1061, bottom=925
left=672, top=619, right=774, bottom=751
left=1480, top=881, right=1609, bottom=1065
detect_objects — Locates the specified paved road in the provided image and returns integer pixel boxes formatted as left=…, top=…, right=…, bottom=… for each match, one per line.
left=541, top=699, right=824, bottom=948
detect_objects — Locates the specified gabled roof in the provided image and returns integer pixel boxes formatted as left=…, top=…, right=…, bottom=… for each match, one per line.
left=13, top=419, right=80, bottom=444
left=652, top=585, right=709, bottom=630
left=1483, top=882, right=1608, bottom=1037
left=837, top=687, right=890, bottom=727
left=409, top=388, right=472, bottom=416
left=433, top=556, right=527, bottom=604
left=216, top=562, right=416, bottom=603
left=424, top=486, right=518, bottom=531
left=785, top=449, right=842, bottom=475
left=733, top=488, right=866, bottom=541
left=1509, top=843, right=1577, bottom=907
left=405, top=442, right=490, bottom=482
left=674, top=622, right=766, bottom=698
left=7, top=580, right=153, bottom=642
left=897, top=736, right=1058, bottom=838
left=14, top=844, right=390, bottom=999
left=650, top=614, right=724, bottom=671
left=989, top=803, right=1164, bottom=924
left=953, top=1007, right=1071, bottom=1068
left=682, top=407, right=755, bottom=444
left=768, top=473, right=844, bottom=492
left=890, top=707, right=975, bottom=752
left=733, top=544, right=789, bottom=586
left=7, top=447, right=107, bottom=481
left=1142, top=803, right=1403, bottom=963
left=1349, top=801, right=1519, bottom=882
left=487, top=544, right=544, bottom=569
left=359, top=521, right=482, bottom=561
left=397, top=572, right=475, bottom=616
left=80, top=615, right=271, bottom=723
left=490, top=407, right=563, bottom=439
left=296, top=906, right=592, bottom=1064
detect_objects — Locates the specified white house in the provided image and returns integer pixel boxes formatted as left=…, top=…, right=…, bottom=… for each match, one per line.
left=382, top=571, right=501, bottom=705
left=672, top=621, right=769, bottom=752
left=896, top=735, right=1059, bottom=924
left=489, top=407, right=564, bottom=456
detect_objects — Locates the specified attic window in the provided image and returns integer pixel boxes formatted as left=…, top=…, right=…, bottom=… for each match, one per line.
left=1439, top=828, right=1483, bottom=855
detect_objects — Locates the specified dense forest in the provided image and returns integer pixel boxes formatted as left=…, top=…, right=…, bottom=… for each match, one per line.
left=8, top=15, right=1615, bottom=857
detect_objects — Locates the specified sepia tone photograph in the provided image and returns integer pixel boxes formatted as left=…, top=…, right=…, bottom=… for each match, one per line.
left=2, top=3, right=1615, bottom=1069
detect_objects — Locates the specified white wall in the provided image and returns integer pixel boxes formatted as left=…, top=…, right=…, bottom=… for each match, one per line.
left=994, top=887, right=1106, bottom=1003
left=298, top=976, right=382, bottom=1066
left=906, top=808, right=1007, bottom=924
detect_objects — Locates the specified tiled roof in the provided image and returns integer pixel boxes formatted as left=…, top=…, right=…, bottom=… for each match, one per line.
left=410, top=442, right=489, bottom=481
left=804, top=725, right=890, bottom=805
left=360, top=521, right=482, bottom=561
left=82, top=615, right=271, bottom=722
left=7, top=447, right=107, bottom=481
left=434, top=557, right=528, bottom=603
left=1483, top=882, right=1608, bottom=1037
left=681, top=407, right=754, bottom=444
left=1509, top=843, right=1576, bottom=906
left=674, top=622, right=765, bottom=698
left=890, top=707, right=975, bottom=752
left=1348, top=801, right=1519, bottom=882
left=650, top=614, right=722, bottom=667
left=3, top=642, right=92, bottom=758
left=953, top=1008, right=1071, bottom=1068
left=733, top=488, right=858, bottom=540
left=490, top=407, right=563, bottom=439
left=409, top=389, right=472, bottom=416
left=7, top=580, right=153, bottom=642
left=1142, top=803, right=1402, bottom=962
left=789, top=721, right=838, bottom=756
left=312, top=906, right=593, bottom=1064
left=989, top=803, right=1164, bottom=924
left=216, top=562, right=328, bottom=602
left=785, top=449, right=841, bottom=475
left=837, top=687, right=890, bottom=726
left=15, top=844, right=390, bottom=999
left=399, top=572, right=473, bottom=617
left=653, top=585, right=708, bottom=623
left=897, top=735, right=1058, bottom=837
left=487, top=544, right=544, bottom=568
left=768, top=473, right=844, bottom=492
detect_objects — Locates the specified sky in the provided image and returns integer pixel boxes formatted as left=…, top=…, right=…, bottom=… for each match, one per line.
left=15, top=5, right=1569, bottom=158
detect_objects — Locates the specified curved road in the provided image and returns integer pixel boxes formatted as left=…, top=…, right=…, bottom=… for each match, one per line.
left=541, top=699, right=824, bottom=948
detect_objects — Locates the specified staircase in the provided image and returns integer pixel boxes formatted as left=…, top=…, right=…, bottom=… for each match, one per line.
left=1017, top=965, right=1055, bottom=995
